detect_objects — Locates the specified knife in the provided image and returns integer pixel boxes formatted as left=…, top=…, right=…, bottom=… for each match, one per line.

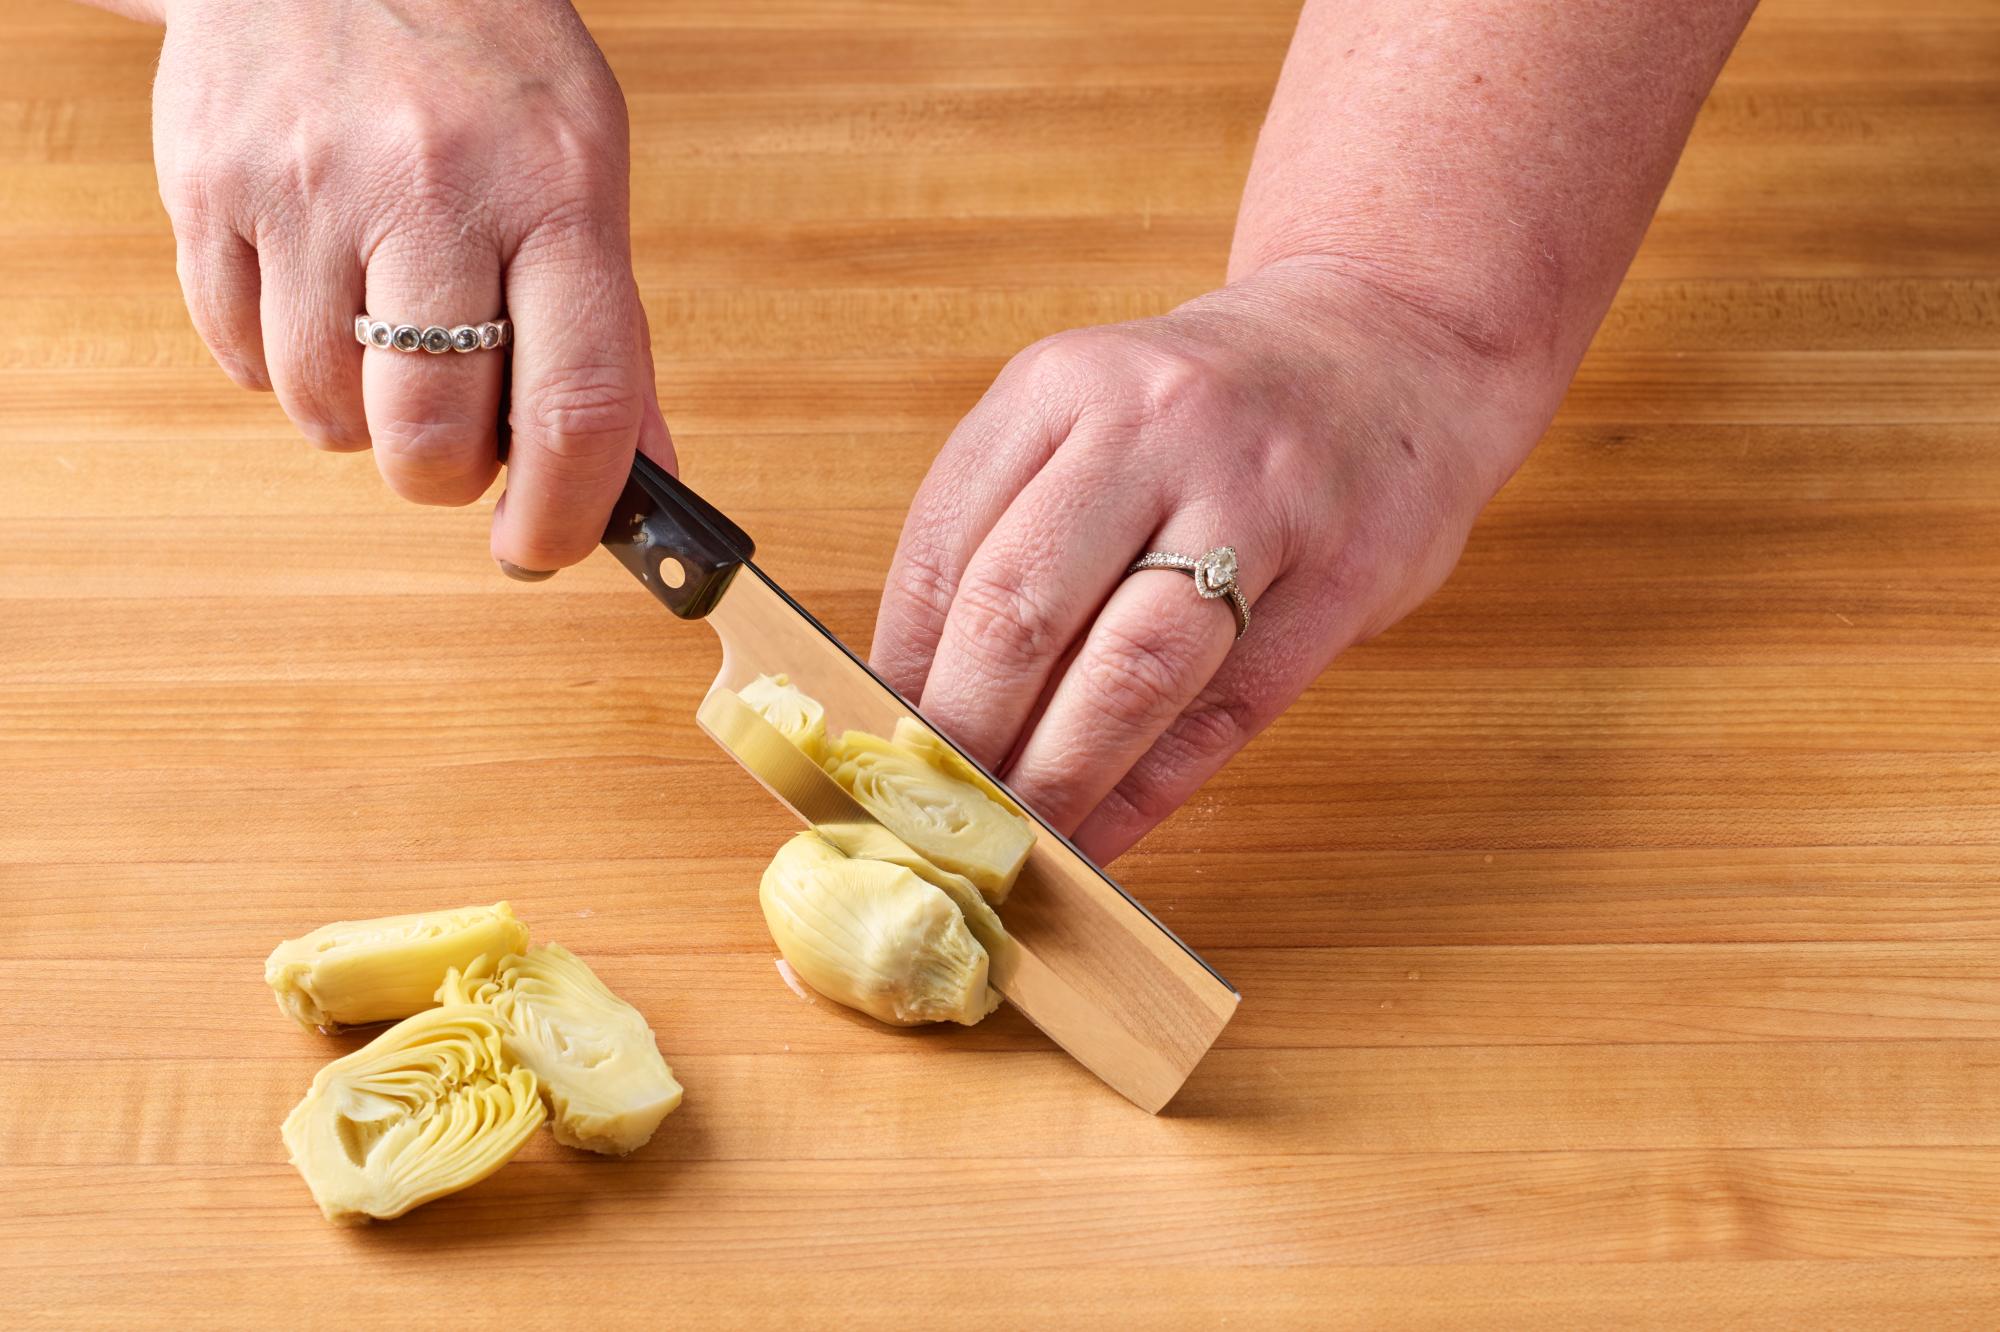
left=600, top=451, right=1238, bottom=1112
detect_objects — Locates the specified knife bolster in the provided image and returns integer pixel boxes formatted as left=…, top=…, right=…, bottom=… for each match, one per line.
left=601, top=452, right=756, bottom=619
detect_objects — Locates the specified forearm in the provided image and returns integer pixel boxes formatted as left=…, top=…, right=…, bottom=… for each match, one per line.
left=1231, top=0, right=1756, bottom=400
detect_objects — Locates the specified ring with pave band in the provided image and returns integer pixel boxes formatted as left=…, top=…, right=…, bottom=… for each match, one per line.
left=354, top=316, right=510, bottom=355
left=1127, top=545, right=1251, bottom=639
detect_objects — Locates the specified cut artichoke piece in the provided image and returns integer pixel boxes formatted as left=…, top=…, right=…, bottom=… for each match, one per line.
left=736, top=673, right=828, bottom=763
left=760, top=829, right=1001, bottom=1026
left=890, top=717, right=1028, bottom=820
left=813, top=822, right=1016, bottom=974
left=824, top=731, right=1034, bottom=903
left=281, top=1004, right=544, bottom=1225
left=265, top=902, right=530, bottom=1032
left=440, top=944, right=682, bottom=1156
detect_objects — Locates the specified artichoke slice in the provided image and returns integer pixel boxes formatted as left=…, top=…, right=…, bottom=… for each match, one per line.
left=281, top=1005, right=544, bottom=1224
left=736, top=673, right=828, bottom=763
left=823, top=731, right=1034, bottom=903
left=759, top=828, right=1001, bottom=1027
left=440, top=945, right=683, bottom=1156
left=890, top=717, right=1027, bottom=819
left=265, top=902, right=530, bottom=1032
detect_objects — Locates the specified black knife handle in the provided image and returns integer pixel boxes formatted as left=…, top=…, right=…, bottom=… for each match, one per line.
left=599, top=451, right=755, bottom=619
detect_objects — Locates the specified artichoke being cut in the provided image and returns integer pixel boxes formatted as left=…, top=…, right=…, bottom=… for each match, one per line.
left=265, top=902, right=530, bottom=1032
left=813, top=822, right=1015, bottom=973
left=890, top=717, right=1027, bottom=819
left=736, top=672, right=828, bottom=763
left=824, top=730, right=1035, bottom=903
left=759, top=828, right=1002, bottom=1026
left=441, top=944, right=682, bottom=1156
left=281, top=1005, right=545, bottom=1224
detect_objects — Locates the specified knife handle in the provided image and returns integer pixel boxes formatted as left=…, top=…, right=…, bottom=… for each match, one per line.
left=599, top=451, right=756, bottom=619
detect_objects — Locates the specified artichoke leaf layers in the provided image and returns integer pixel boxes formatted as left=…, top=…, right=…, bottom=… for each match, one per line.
left=281, top=1005, right=545, bottom=1224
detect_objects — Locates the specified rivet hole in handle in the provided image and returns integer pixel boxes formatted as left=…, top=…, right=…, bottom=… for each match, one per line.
left=599, top=451, right=756, bottom=619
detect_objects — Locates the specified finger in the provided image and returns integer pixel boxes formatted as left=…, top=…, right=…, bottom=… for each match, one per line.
left=490, top=221, right=656, bottom=573
left=258, top=238, right=369, bottom=452
left=912, top=439, right=1166, bottom=770
left=172, top=218, right=267, bottom=391
left=362, top=232, right=504, bottom=498
left=1002, top=522, right=1278, bottom=833
left=1069, top=572, right=1332, bottom=864
left=870, top=341, right=1086, bottom=703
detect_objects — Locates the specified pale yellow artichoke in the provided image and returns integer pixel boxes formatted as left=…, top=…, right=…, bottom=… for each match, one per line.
left=759, top=829, right=1001, bottom=1026
left=441, top=945, right=682, bottom=1156
left=823, top=731, right=1034, bottom=903
left=736, top=672, right=828, bottom=763
left=265, top=902, right=530, bottom=1032
left=890, top=716, right=1027, bottom=819
left=813, top=822, right=1015, bottom=973
left=281, top=1005, right=544, bottom=1224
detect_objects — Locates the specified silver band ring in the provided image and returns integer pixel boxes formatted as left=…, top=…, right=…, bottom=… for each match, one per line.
left=1127, top=545, right=1251, bottom=639
left=354, top=316, right=510, bottom=354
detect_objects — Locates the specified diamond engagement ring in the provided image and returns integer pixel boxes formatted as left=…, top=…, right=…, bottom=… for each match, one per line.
left=354, top=316, right=511, bottom=355
left=1127, top=545, right=1251, bottom=639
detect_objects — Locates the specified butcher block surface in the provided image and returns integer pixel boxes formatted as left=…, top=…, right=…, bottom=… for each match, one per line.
left=5, top=0, right=1999, bottom=1326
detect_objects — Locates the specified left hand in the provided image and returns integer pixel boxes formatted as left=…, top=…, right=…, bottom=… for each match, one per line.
left=870, top=261, right=1546, bottom=863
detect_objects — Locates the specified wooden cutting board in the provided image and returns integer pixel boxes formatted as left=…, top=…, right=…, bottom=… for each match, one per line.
left=5, top=0, right=1999, bottom=1325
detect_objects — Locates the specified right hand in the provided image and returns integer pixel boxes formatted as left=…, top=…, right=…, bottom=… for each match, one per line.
left=153, top=0, right=672, bottom=576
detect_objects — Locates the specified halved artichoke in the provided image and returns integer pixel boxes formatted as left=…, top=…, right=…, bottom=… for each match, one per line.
left=823, top=731, right=1034, bottom=903
left=281, top=1005, right=544, bottom=1224
left=440, top=945, right=682, bottom=1156
left=265, top=902, right=530, bottom=1032
left=736, top=673, right=828, bottom=763
left=759, top=828, right=1001, bottom=1026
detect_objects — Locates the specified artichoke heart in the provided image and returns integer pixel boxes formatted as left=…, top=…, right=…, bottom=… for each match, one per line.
left=439, top=944, right=683, bottom=1157
left=265, top=901, right=530, bottom=1032
left=824, top=731, right=1034, bottom=903
left=281, top=1005, right=544, bottom=1225
left=813, top=822, right=1016, bottom=974
left=736, top=673, right=828, bottom=762
left=890, top=717, right=1027, bottom=820
left=760, top=828, right=1001, bottom=1026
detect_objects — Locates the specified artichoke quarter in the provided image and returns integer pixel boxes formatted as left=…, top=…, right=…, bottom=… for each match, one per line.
left=824, top=731, right=1034, bottom=903
left=760, top=829, right=1002, bottom=1027
left=440, top=944, right=683, bottom=1156
left=281, top=1004, right=545, bottom=1224
left=264, top=901, right=530, bottom=1032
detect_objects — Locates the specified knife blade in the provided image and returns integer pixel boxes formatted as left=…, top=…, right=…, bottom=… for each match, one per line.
left=602, top=452, right=1238, bottom=1112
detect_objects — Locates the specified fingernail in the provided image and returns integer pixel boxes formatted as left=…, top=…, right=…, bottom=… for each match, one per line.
left=497, top=560, right=557, bottom=583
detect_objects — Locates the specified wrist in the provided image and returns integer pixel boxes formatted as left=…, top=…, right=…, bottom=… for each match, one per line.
left=1198, top=258, right=1558, bottom=503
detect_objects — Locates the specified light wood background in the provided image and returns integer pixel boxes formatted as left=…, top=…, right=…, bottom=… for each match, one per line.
left=5, top=0, right=1999, bottom=1326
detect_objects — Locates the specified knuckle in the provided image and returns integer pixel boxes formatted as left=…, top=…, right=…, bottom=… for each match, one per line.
left=1096, top=770, right=1181, bottom=835
left=889, top=539, right=961, bottom=631
left=1077, top=622, right=1203, bottom=734
left=1162, top=688, right=1260, bottom=766
left=373, top=414, right=489, bottom=470
left=1138, top=347, right=1228, bottom=422
left=162, top=168, right=241, bottom=233
left=951, top=571, right=1067, bottom=668
left=522, top=371, right=644, bottom=456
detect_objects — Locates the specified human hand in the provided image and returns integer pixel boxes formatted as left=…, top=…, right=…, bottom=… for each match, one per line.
left=871, top=262, right=1549, bottom=862
left=152, top=0, right=669, bottom=575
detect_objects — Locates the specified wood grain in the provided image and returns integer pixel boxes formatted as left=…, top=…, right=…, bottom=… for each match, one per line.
left=3, top=0, right=1997, bottom=1326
